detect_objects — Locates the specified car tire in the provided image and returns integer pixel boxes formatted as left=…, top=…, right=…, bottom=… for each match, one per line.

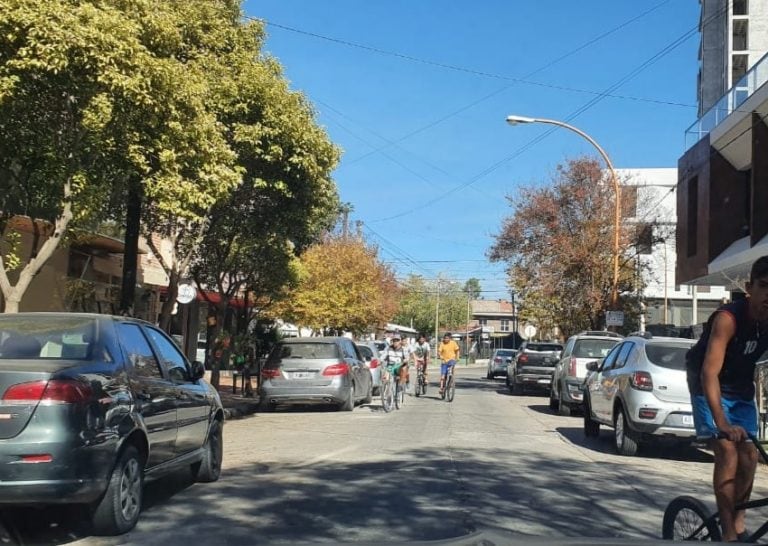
left=548, top=386, right=558, bottom=410
left=512, top=381, right=523, bottom=395
left=192, top=418, right=223, bottom=483
left=91, top=445, right=144, bottom=536
left=340, top=385, right=354, bottom=411
left=486, top=369, right=493, bottom=380
left=362, top=381, right=373, bottom=404
left=558, top=393, right=571, bottom=417
left=583, top=396, right=600, bottom=438
left=614, top=406, right=640, bottom=456
left=259, top=400, right=275, bottom=412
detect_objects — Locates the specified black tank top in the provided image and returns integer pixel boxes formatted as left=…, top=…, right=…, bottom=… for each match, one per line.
left=686, top=298, right=768, bottom=400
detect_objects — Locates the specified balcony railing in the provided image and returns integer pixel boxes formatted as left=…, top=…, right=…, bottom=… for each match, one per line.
left=686, top=51, right=768, bottom=148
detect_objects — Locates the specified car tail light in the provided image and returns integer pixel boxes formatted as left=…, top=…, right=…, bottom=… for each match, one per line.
left=494, top=357, right=502, bottom=364
left=568, top=357, right=578, bottom=376
left=261, top=368, right=281, bottom=379
left=369, top=358, right=379, bottom=369
left=518, top=354, right=528, bottom=363
left=638, top=408, right=658, bottom=419
left=631, top=371, right=653, bottom=391
left=323, top=363, right=350, bottom=376
left=3, top=380, right=91, bottom=404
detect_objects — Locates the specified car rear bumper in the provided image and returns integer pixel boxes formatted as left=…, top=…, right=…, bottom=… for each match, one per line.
left=490, top=365, right=508, bottom=375
left=560, top=378, right=585, bottom=405
left=0, top=478, right=107, bottom=504
left=515, top=374, right=552, bottom=387
left=626, top=396, right=696, bottom=438
left=260, top=383, right=349, bottom=405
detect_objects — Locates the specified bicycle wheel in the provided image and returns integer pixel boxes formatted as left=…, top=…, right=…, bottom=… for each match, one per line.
left=446, top=374, right=456, bottom=402
left=395, top=382, right=402, bottom=410
left=661, top=495, right=721, bottom=541
left=414, top=374, right=421, bottom=397
left=381, top=379, right=394, bottom=413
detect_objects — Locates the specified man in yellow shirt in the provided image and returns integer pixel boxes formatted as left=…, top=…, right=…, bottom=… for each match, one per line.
left=438, top=333, right=460, bottom=395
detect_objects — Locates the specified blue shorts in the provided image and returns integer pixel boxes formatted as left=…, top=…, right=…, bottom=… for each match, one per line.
left=691, top=394, right=758, bottom=439
left=440, top=360, right=456, bottom=376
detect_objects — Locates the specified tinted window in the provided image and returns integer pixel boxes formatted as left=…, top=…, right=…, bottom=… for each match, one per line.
left=145, top=327, right=190, bottom=382
left=526, top=343, right=563, bottom=352
left=117, top=323, right=163, bottom=379
left=645, top=343, right=693, bottom=370
left=573, top=339, right=620, bottom=359
left=268, top=342, right=338, bottom=362
left=0, top=316, right=96, bottom=361
left=613, top=342, right=635, bottom=369
left=497, top=350, right=515, bottom=357
left=357, top=345, right=373, bottom=360
left=600, top=343, right=623, bottom=370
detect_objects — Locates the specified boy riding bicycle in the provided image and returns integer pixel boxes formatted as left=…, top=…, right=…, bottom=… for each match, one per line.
left=438, top=333, right=460, bottom=396
left=381, top=335, right=409, bottom=391
left=686, top=256, right=768, bottom=542
left=412, top=333, right=431, bottom=385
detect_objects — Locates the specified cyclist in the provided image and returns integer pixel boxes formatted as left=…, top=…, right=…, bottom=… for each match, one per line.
left=686, top=256, right=768, bottom=543
left=381, top=335, right=409, bottom=393
left=438, top=332, right=460, bottom=396
left=412, top=333, right=431, bottom=386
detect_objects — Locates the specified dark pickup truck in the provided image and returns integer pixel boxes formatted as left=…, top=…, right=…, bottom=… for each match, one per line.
left=508, top=341, right=564, bottom=394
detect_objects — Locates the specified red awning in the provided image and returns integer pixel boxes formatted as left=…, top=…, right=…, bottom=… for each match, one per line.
left=158, top=287, right=249, bottom=309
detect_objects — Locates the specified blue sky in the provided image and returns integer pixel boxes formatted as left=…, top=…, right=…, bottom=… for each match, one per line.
left=243, top=1, right=701, bottom=299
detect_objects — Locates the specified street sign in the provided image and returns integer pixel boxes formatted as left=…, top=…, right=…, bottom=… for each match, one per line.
left=606, top=311, right=624, bottom=327
left=176, top=282, right=197, bottom=304
left=522, top=323, right=537, bottom=340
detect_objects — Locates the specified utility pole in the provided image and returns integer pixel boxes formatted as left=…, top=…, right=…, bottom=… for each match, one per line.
left=466, top=295, right=471, bottom=366
left=511, top=290, right=517, bottom=350
left=434, top=278, right=440, bottom=346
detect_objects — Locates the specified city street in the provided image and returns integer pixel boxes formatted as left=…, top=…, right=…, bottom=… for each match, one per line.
left=10, top=365, right=768, bottom=545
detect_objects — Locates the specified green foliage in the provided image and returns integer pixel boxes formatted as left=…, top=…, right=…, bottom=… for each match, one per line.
left=394, top=275, right=471, bottom=336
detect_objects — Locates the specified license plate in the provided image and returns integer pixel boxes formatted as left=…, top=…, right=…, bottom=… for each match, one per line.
left=537, top=379, right=550, bottom=384
left=292, top=372, right=312, bottom=379
left=683, top=415, right=693, bottom=426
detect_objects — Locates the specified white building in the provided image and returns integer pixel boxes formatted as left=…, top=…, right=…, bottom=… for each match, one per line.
left=618, top=168, right=729, bottom=327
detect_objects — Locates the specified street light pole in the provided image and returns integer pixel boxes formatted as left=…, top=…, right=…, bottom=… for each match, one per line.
left=506, top=115, right=622, bottom=311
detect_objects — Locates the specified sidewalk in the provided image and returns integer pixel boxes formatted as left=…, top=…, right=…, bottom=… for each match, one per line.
left=209, top=372, right=260, bottom=420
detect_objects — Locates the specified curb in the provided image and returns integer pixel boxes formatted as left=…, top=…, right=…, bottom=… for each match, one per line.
left=222, top=396, right=261, bottom=420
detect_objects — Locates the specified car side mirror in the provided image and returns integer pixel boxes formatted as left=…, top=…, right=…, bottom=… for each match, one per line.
left=190, top=360, right=205, bottom=381
left=585, top=361, right=599, bottom=372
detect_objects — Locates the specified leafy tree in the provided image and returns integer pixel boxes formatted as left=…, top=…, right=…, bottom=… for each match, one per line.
left=278, top=236, right=398, bottom=335
left=394, top=275, right=471, bottom=337
left=0, top=0, right=239, bottom=312
left=463, top=278, right=482, bottom=299
left=489, top=157, right=661, bottom=337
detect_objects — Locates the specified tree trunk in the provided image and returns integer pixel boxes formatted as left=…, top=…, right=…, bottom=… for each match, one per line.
left=4, top=296, right=20, bottom=314
left=206, top=306, right=224, bottom=389
left=120, top=180, right=142, bottom=315
left=158, top=271, right=179, bottom=332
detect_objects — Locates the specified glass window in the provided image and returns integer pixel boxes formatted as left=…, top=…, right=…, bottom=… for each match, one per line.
left=644, top=342, right=693, bottom=370
left=500, top=319, right=510, bottom=332
left=356, top=345, right=373, bottom=360
left=479, top=318, right=487, bottom=326
left=145, top=327, right=190, bottom=382
left=526, top=343, right=563, bottom=352
left=0, top=316, right=96, bottom=361
left=573, top=339, right=620, bottom=359
left=268, top=342, right=337, bottom=363
left=117, top=323, right=162, bottom=379
left=613, top=342, right=635, bottom=369
left=600, top=343, right=623, bottom=371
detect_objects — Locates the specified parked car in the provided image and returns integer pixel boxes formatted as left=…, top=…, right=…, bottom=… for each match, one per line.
left=487, top=348, right=517, bottom=379
left=0, top=313, right=223, bottom=535
left=550, top=331, right=623, bottom=416
left=582, top=333, right=697, bottom=456
left=507, top=341, right=563, bottom=394
left=259, top=337, right=373, bottom=411
left=355, top=341, right=383, bottom=394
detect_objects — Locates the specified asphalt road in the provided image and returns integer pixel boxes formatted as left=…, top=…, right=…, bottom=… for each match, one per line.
left=9, top=365, right=768, bottom=545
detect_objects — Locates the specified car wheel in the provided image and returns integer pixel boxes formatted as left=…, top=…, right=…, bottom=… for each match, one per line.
left=91, top=445, right=144, bottom=536
left=192, top=418, right=223, bottom=483
left=362, top=381, right=373, bottom=404
left=558, top=390, right=571, bottom=417
left=340, top=385, right=354, bottom=411
left=512, top=381, right=523, bottom=395
left=614, top=406, right=640, bottom=456
left=548, top=385, right=558, bottom=410
left=259, top=399, right=275, bottom=412
left=583, top=396, right=600, bottom=438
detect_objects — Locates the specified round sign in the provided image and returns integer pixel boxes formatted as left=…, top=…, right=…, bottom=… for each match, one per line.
left=522, top=323, right=537, bottom=340
left=176, top=282, right=197, bottom=304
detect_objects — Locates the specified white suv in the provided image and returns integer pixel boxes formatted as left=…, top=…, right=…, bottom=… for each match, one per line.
left=549, top=331, right=622, bottom=416
left=582, top=333, right=697, bottom=456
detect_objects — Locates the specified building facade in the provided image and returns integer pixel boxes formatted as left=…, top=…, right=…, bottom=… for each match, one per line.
left=618, top=168, right=729, bottom=327
left=677, top=1, right=768, bottom=291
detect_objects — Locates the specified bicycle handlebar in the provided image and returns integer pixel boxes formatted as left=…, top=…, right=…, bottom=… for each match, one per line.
left=714, top=432, right=768, bottom=464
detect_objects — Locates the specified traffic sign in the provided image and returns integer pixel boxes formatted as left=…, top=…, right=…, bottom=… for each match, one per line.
left=606, top=311, right=624, bottom=327
left=176, top=282, right=197, bottom=304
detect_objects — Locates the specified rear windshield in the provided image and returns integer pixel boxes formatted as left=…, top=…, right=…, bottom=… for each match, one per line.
left=573, top=339, right=619, bottom=359
left=0, top=316, right=96, bottom=361
left=526, top=344, right=562, bottom=352
left=357, top=345, right=373, bottom=359
left=268, top=342, right=338, bottom=363
left=644, top=343, right=693, bottom=370
left=496, top=350, right=515, bottom=357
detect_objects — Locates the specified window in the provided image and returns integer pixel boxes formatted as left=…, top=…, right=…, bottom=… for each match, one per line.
left=613, top=342, right=635, bottom=370
left=621, top=186, right=638, bottom=218
left=0, top=316, right=96, bottom=361
left=732, top=54, right=749, bottom=88
left=636, top=223, right=653, bottom=255
left=687, top=177, right=698, bottom=257
left=357, top=345, right=373, bottom=360
left=500, top=319, right=510, bottom=332
left=117, top=323, right=162, bottom=379
left=733, top=0, right=748, bottom=15
left=268, top=342, right=337, bottom=363
left=478, top=318, right=487, bottom=326
left=732, top=20, right=748, bottom=52
left=644, top=342, right=694, bottom=370
left=600, top=343, right=622, bottom=371
left=145, top=327, right=189, bottom=382
left=573, top=339, right=620, bottom=359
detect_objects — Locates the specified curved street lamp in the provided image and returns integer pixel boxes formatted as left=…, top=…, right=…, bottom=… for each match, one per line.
left=505, top=115, right=621, bottom=311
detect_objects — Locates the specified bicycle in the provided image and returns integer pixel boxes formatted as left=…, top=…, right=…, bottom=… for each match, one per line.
left=414, top=362, right=427, bottom=397
left=440, top=363, right=456, bottom=403
left=395, top=366, right=406, bottom=409
left=380, top=364, right=396, bottom=413
left=662, top=433, right=768, bottom=542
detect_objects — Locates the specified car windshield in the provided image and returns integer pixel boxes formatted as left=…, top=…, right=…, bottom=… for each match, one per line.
left=497, top=350, right=514, bottom=357
left=268, top=342, right=337, bottom=362
left=526, top=344, right=562, bottom=352
left=0, top=316, right=96, bottom=361
left=357, top=345, right=373, bottom=359
left=644, top=342, right=694, bottom=370
left=573, top=339, right=619, bottom=359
